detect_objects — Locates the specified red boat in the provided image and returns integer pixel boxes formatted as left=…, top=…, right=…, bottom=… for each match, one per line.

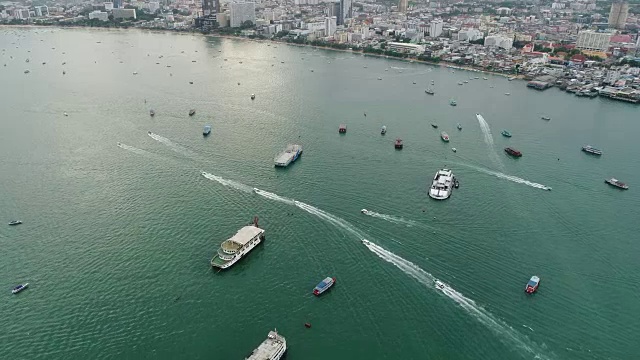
left=338, top=124, right=347, bottom=133
left=525, top=276, right=540, bottom=294
left=504, top=147, right=522, bottom=157
left=395, top=138, right=403, bottom=149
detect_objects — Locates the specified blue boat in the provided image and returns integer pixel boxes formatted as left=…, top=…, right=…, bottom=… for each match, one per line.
left=313, top=277, right=336, bottom=296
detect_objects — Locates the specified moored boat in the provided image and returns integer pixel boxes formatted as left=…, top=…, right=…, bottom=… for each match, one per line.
left=274, top=144, right=303, bottom=167
left=149, top=109, right=155, bottom=117
left=501, top=130, right=512, bottom=137
left=203, top=125, right=211, bottom=136
left=504, top=147, right=522, bottom=157
left=380, top=125, right=387, bottom=135
left=246, top=330, right=287, bottom=360
left=582, top=145, right=602, bottom=155
left=8, top=220, right=22, bottom=226
left=504, top=93, right=511, bottom=96
left=440, top=132, right=449, bottom=142
left=338, top=124, right=347, bottom=133
left=541, top=116, right=551, bottom=120
left=251, top=94, right=255, bottom=100
left=457, top=123, right=462, bottom=130
left=525, top=276, right=540, bottom=294
left=431, top=123, right=438, bottom=129
left=395, top=138, right=403, bottom=149
left=428, top=169, right=454, bottom=200
left=12, top=283, right=28, bottom=294
left=451, top=147, right=457, bottom=152
left=605, top=178, right=629, bottom=190
left=211, top=217, right=265, bottom=269
left=189, top=109, right=195, bottom=116
left=449, top=99, right=457, bottom=106
left=425, top=88, right=435, bottom=95
left=313, top=277, right=336, bottom=296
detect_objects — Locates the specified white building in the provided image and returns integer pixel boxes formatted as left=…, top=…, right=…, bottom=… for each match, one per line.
left=230, top=1, right=255, bottom=28
left=458, top=28, right=483, bottom=42
left=387, top=42, right=425, bottom=54
left=429, top=19, right=443, bottom=38
left=325, top=16, right=337, bottom=37
left=104, top=2, right=114, bottom=10
left=551, top=2, right=566, bottom=10
left=576, top=31, right=611, bottom=51
left=484, top=35, right=513, bottom=49
left=112, top=8, right=136, bottom=19
left=89, top=11, right=109, bottom=21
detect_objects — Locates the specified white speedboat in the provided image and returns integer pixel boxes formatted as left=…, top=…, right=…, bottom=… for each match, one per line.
left=435, top=280, right=445, bottom=289
left=362, top=239, right=370, bottom=245
left=361, top=209, right=370, bottom=214
left=452, top=148, right=457, bottom=153
left=428, top=169, right=454, bottom=200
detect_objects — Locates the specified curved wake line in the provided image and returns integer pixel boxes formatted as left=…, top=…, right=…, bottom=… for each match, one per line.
left=147, top=132, right=195, bottom=158
left=475, top=113, right=503, bottom=168
left=363, top=241, right=552, bottom=360
left=201, top=172, right=253, bottom=193
left=361, top=209, right=417, bottom=227
left=461, top=163, right=552, bottom=191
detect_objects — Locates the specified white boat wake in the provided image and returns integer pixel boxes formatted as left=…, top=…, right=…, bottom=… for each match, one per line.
left=201, top=172, right=253, bottom=193
left=475, top=113, right=503, bottom=168
left=363, top=241, right=552, bottom=360
left=117, top=143, right=153, bottom=156
left=463, top=164, right=552, bottom=191
left=361, top=209, right=417, bottom=227
left=147, top=132, right=195, bottom=158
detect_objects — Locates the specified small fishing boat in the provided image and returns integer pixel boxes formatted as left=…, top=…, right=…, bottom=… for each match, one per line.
left=441, top=132, right=450, bottom=142
left=458, top=82, right=463, bottom=85
left=251, top=94, right=255, bottom=100
left=203, top=125, right=211, bottom=136
left=605, top=178, right=628, bottom=190
left=395, top=138, right=403, bottom=149
left=313, top=277, right=336, bottom=296
left=12, top=283, right=28, bottom=294
left=525, top=276, right=540, bottom=294
left=454, top=178, right=460, bottom=188
left=431, top=123, right=438, bottom=129
left=504, top=93, right=511, bottom=96
left=449, top=99, right=457, bottom=106
left=8, top=220, right=22, bottom=226
left=381, top=126, right=387, bottom=135
left=149, top=109, right=155, bottom=117
left=339, top=124, right=347, bottom=133
left=452, top=148, right=457, bottom=153
left=24, top=70, right=30, bottom=74
left=541, top=116, right=551, bottom=120
left=189, top=109, right=196, bottom=116
left=425, top=88, right=435, bottom=95
left=457, top=123, right=462, bottom=130
left=582, top=145, right=602, bottom=155
left=501, top=130, right=512, bottom=137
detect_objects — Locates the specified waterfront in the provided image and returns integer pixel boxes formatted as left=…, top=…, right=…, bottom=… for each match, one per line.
left=1, top=28, right=639, bottom=359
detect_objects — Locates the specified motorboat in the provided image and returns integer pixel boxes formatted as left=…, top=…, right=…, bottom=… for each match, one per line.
left=449, top=99, right=457, bottom=106
left=582, top=145, right=602, bottom=155
left=440, top=132, right=449, bottom=142
left=360, top=209, right=370, bottom=215
left=501, top=130, right=512, bottom=137
left=338, top=124, right=347, bottom=133
left=381, top=126, right=387, bottom=135
left=605, top=178, right=629, bottom=190
left=149, top=109, right=155, bottom=117
left=395, top=138, right=403, bottom=149
left=313, top=277, right=336, bottom=296
left=251, top=94, right=256, bottom=100
left=458, top=82, right=463, bottom=85
left=525, top=276, right=540, bottom=294
left=454, top=178, right=460, bottom=188
left=189, top=109, right=196, bottom=116
left=8, top=220, right=22, bottom=226
left=457, top=124, right=462, bottom=130
left=541, top=116, right=551, bottom=120
left=504, top=147, right=522, bottom=157
left=428, top=169, right=454, bottom=200
left=203, top=125, right=212, bottom=136
left=425, top=89, right=435, bottom=95
left=504, top=93, right=511, bottom=96
left=435, top=280, right=445, bottom=290
left=452, top=148, right=457, bottom=153
left=12, top=283, right=28, bottom=294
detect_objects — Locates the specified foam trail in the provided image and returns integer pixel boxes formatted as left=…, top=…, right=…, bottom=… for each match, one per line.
left=252, top=188, right=295, bottom=205
left=363, top=241, right=551, bottom=360
left=147, top=132, right=195, bottom=158
left=361, top=209, right=417, bottom=227
left=201, top=172, right=253, bottom=193
left=462, top=164, right=552, bottom=191
left=475, top=113, right=503, bottom=167
left=117, top=143, right=153, bottom=156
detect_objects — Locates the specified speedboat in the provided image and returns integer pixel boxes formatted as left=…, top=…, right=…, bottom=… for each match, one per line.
left=483, top=77, right=488, bottom=80
left=203, top=125, right=211, bottom=136
left=8, top=220, right=22, bottom=226
left=457, top=124, right=462, bottom=130
left=313, top=277, right=336, bottom=296
left=431, top=123, right=438, bottom=129
left=339, top=124, right=347, bottom=133
left=381, top=126, right=387, bottom=135
left=454, top=178, right=460, bottom=188
left=425, top=89, right=435, bottom=95
left=582, top=145, right=602, bottom=155
left=361, top=209, right=369, bottom=214
left=12, top=283, right=28, bottom=294
left=457, top=82, right=463, bottom=85
left=441, top=132, right=449, bottom=142
left=605, top=178, right=629, bottom=190
left=525, top=276, right=540, bottom=294
left=464, top=80, right=469, bottom=83
left=435, top=280, right=445, bottom=289
left=362, top=239, right=370, bottom=245
left=189, top=109, right=196, bottom=116
left=501, top=130, right=512, bottom=137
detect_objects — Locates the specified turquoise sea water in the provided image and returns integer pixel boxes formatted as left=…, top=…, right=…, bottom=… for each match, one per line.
left=1, top=27, right=639, bottom=360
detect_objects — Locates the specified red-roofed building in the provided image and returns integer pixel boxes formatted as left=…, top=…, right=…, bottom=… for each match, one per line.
left=570, top=54, right=587, bottom=63
left=610, top=34, right=632, bottom=43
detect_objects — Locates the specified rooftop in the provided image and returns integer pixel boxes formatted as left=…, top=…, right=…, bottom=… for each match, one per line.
left=227, top=226, right=264, bottom=246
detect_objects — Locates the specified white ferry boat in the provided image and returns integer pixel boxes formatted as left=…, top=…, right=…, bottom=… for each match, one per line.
left=246, top=330, right=287, bottom=360
left=274, top=144, right=303, bottom=167
left=211, top=217, right=265, bottom=269
left=428, top=169, right=454, bottom=200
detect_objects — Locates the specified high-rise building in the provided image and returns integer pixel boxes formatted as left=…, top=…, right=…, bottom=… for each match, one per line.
left=429, top=19, right=443, bottom=38
left=230, top=1, right=255, bottom=28
left=202, top=0, right=220, bottom=16
left=325, top=16, right=337, bottom=37
left=576, top=30, right=611, bottom=51
left=339, top=0, right=352, bottom=26
left=608, top=1, right=629, bottom=29
left=398, top=0, right=408, bottom=12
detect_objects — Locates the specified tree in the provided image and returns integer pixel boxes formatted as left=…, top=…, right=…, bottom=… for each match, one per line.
left=240, top=20, right=254, bottom=29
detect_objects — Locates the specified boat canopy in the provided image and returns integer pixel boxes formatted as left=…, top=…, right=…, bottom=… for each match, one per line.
left=527, top=279, right=538, bottom=287
left=227, top=226, right=263, bottom=246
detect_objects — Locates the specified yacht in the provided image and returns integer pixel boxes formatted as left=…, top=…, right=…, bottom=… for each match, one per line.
left=12, top=283, right=28, bottom=294
left=313, top=277, right=336, bottom=296
left=246, top=330, right=287, bottom=360
left=582, top=145, right=602, bottom=155
left=525, top=276, right=540, bottom=294
left=380, top=126, right=387, bottom=135
left=8, top=220, right=22, bottom=226
left=605, top=178, right=629, bottom=190
left=274, top=144, right=303, bottom=167
left=440, top=132, right=449, bottom=142
left=211, top=217, right=265, bottom=269
left=428, top=169, right=454, bottom=200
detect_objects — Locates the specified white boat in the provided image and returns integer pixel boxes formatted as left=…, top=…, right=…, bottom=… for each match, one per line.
left=203, top=125, right=211, bottom=136
left=362, top=239, right=370, bottom=245
left=361, top=209, right=370, bottom=214
left=428, top=169, right=454, bottom=200
left=246, top=330, right=287, bottom=360
left=380, top=126, right=387, bottom=135
left=435, top=280, right=445, bottom=290
left=12, top=283, right=28, bottom=294
left=451, top=148, right=457, bottom=153
left=274, top=144, right=303, bottom=167
left=211, top=217, right=265, bottom=269
left=504, top=93, right=511, bottom=96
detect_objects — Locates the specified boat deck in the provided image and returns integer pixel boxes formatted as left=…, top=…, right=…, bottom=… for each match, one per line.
left=247, top=331, right=286, bottom=360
